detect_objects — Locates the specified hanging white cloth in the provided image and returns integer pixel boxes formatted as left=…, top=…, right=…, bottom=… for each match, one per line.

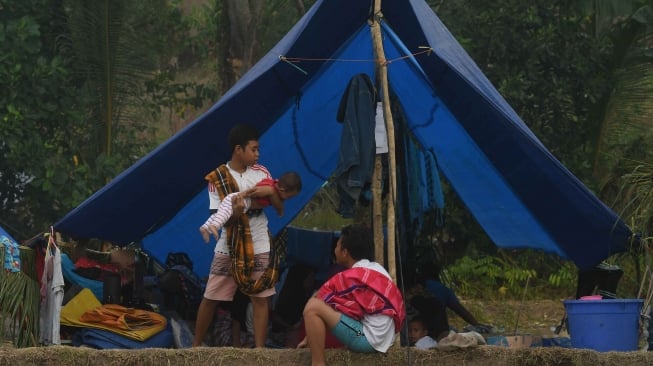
left=375, top=102, right=389, bottom=154
left=39, top=230, right=64, bottom=345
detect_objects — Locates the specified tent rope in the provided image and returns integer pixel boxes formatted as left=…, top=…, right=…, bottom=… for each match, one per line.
left=279, top=48, right=432, bottom=67
left=292, top=95, right=330, bottom=182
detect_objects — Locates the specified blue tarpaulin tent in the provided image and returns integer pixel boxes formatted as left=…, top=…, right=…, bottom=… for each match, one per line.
left=54, top=0, right=632, bottom=273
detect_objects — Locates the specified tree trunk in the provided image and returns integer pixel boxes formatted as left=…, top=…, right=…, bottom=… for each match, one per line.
left=221, top=0, right=264, bottom=91
left=294, top=0, right=305, bottom=16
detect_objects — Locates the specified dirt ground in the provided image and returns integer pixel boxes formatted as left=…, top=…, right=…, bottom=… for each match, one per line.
left=451, top=299, right=568, bottom=336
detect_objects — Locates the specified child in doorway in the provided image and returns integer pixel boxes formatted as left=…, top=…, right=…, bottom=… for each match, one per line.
left=408, top=316, right=437, bottom=349
left=199, top=171, right=302, bottom=243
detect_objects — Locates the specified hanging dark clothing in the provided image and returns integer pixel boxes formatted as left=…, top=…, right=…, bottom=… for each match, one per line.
left=334, top=73, right=377, bottom=217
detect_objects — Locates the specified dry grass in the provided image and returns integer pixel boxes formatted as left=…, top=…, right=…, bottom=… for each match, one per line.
left=452, top=299, right=567, bottom=336
left=0, top=346, right=652, bottom=366
left=1, top=300, right=643, bottom=365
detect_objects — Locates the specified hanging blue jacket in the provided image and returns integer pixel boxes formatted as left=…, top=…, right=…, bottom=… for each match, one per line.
left=334, top=73, right=377, bottom=195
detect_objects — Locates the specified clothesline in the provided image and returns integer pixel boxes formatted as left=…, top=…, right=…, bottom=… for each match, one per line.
left=278, top=47, right=433, bottom=74
left=279, top=47, right=432, bottom=65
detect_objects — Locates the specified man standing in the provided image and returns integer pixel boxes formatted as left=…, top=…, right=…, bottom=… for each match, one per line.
left=193, top=124, right=276, bottom=348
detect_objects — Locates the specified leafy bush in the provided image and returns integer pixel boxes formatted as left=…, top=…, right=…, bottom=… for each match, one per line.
left=445, top=251, right=576, bottom=300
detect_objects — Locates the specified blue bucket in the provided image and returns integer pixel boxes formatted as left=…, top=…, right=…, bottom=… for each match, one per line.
left=563, top=299, right=643, bottom=352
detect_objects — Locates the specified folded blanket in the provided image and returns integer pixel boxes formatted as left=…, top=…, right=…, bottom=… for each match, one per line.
left=60, top=288, right=166, bottom=341
left=80, top=304, right=166, bottom=331
left=72, top=326, right=173, bottom=349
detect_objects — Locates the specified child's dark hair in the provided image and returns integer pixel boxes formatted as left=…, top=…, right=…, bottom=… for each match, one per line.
left=409, top=315, right=428, bottom=329
left=339, top=224, right=374, bottom=261
left=278, top=172, right=302, bottom=192
left=418, top=263, right=442, bottom=283
left=228, top=124, right=260, bottom=152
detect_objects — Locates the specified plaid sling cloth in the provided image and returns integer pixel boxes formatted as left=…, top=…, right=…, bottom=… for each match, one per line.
left=205, top=165, right=280, bottom=295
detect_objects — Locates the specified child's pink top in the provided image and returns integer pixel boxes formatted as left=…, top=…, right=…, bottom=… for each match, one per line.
left=253, top=178, right=277, bottom=206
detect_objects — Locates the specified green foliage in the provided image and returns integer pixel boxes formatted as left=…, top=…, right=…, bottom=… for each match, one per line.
left=0, top=246, right=40, bottom=348
left=291, top=183, right=353, bottom=230
left=445, top=251, right=576, bottom=300
left=548, top=263, right=576, bottom=288
left=437, top=0, right=613, bottom=186
left=589, top=2, right=653, bottom=203
left=445, top=256, right=504, bottom=297
left=606, top=251, right=647, bottom=298
left=177, top=0, right=220, bottom=63
left=606, top=163, right=653, bottom=302
left=257, top=0, right=317, bottom=57
left=608, top=162, right=653, bottom=235
left=291, top=207, right=353, bottom=231
left=573, top=0, right=645, bottom=36
left=0, top=271, right=39, bottom=347
left=1, top=0, right=220, bottom=239
left=62, top=0, right=165, bottom=157
left=144, top=70, right=218, bottom=139
left=0, top=0, right=83, bottom=238
left=132, top=0, right=220, bottom=141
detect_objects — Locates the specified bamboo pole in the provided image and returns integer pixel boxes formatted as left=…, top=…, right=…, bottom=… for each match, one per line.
left=371, top=155, right=384, bottom=266
left=370, top=0, right=398, bottom=283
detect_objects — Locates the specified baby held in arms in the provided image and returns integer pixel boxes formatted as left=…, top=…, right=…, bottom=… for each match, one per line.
left=199, top=171, right=302, bottom=242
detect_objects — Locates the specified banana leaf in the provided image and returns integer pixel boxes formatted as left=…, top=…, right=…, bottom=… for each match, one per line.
left=0, top=245, right=40, bottom=347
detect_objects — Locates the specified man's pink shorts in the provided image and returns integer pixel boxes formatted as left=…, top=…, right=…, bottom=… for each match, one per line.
left=203, top=252, right=276, bottom=301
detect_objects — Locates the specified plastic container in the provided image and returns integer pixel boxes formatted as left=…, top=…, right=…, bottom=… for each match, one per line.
left=579, top=295, right=602, bottom=300
left=563, top=299, right=643, bottom=352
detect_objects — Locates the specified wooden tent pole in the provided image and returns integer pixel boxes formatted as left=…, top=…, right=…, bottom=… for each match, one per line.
left=370, top=10, right=384, bottom=267
left=371, top=156, right=384, bottom=266
left=370, top=1, right=384, bottom=268
left=370, top=0, right=398, bottom=283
